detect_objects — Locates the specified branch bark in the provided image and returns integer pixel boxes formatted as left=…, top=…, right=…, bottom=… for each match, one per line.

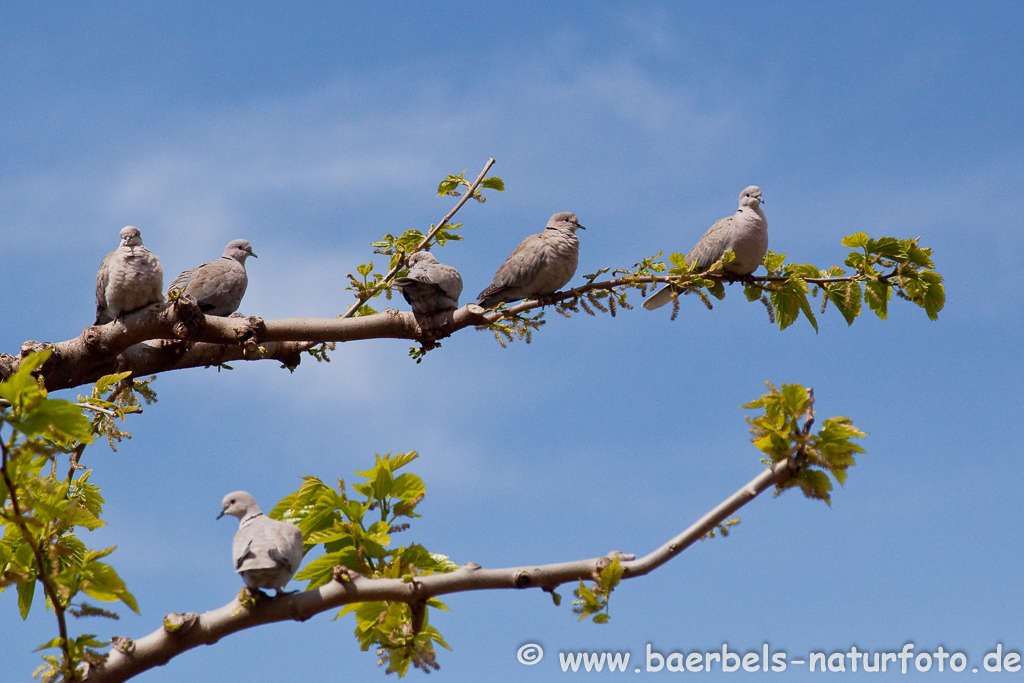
left=83, top=457, right=797, bottom=683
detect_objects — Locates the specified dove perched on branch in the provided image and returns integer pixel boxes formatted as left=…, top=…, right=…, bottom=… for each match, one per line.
left=643, top=186, right=767, bottom=311
left=395, top=251, right=463, bottom=317
left=94, top=225, right=164, bottom=325
left=477, top=211, right=586, bottom=308
left=168, top=239, right=257, bottom=316
left=218, top=491, right=303, bottom=596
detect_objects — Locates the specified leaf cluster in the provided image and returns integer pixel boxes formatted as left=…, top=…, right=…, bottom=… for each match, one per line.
left=491, top=234, right=944, bottom=342
left=743, top=382, right=866, bottom=505
left=571, top=556, right=623, bottom=624
left=275, top=452, right=455, bottom=676
left=1, top=352, right=142, bottom=681
left=436, top=169, right=505, bottom=200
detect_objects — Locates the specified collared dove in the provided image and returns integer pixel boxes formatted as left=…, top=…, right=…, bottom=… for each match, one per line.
left=218, top=491, right=303, bottom=595
left=477, top=211, right=586, bottom=308
left=642, top=186, right=768, bottom=311
left=168, top=239, right=257, bottom=316
left=95, top=226, right=164, bottom=325
left=394, top=251, right=463, bottom=317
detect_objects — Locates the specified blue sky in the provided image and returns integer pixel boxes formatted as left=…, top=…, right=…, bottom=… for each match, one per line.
left=2, top=2, right=1022, bottom=681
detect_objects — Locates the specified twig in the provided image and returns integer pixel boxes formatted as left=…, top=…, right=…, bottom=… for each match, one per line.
left=340, top=158, right=497, bottom=319
left=76, top=403, right=116, bottom=416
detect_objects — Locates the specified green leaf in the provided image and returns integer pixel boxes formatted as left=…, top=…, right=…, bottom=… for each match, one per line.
left=825, top=281, right=863, bottom=325
left=668, top=252, right=687, bottom=269
left=770, top=278, right=816, bottom=330
left=599, top=556, right=623, bottom=591
left=0, top=350, right=50, bottom=405
left=864, top=280, right=890, bottom=319
left=706, top=279, right=725, bottom=300
left=390, top=473, right=425, bottom=502
left=74, top=633, right=108, bottom=649
left=388, top=451, right=419, bottom=471
left=762, top=251, right=786, bottom=272
left=296, top=548, right=359, bottom=589
left=80, top=560, right=139, bottom=613
left=34, top=636, right=65, bottom=652
left=371, top=466, right=395, bottom=501
left=841, top=232, right=870, bottom=249
left=15, top=399, right=94, bottom=441
left=479, top=177, right=505, bottom=191
left=867, top=236, right=902, bottom=259
left=781, top=383, right=808, bottom=416
left=17, top=579, right=35, bottom=619
left=903, top=270, right=945, bottom=320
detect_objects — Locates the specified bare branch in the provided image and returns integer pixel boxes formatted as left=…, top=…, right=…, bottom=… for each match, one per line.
left=84, top=456, right=797, bottom=683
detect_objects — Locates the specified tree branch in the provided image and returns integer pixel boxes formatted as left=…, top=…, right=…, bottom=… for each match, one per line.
left=84, top=456, right=797, bottom=683
left=339, top=157, right=496, bottom=319
left=0, top=258, right=916, bottom=393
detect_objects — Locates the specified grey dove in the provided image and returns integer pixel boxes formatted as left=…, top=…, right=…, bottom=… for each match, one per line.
left=477, top=212, right=585, bottom=308
left=95, top=225, right=164, bottom=325
left=218, top=491, right=303, bottom=595
left=168, top=239, right=257, bottom=316
left=642, top=186, right=767, bottom=311
left=394, top=251, right=463, bottom=317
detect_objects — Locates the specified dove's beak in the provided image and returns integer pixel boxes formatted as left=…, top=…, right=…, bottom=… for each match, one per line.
left=216, top=510, right=225, bottom=520
left=250, top=251, right=258, bottom=259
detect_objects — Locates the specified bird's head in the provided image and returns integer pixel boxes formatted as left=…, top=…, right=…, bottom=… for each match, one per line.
left=119, top=226, right=144, bottom=249
left=224, top=239, right=257, bottom=263
left=218, top=491, right=260, bottom=520
left=406, top=251, right=438, bottom=267
left=547, top=212, right=586, bottom=233
left=739, top=186, right=764, bottom=209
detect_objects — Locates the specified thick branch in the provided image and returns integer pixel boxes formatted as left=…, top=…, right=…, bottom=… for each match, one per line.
left=0, top=302, right=495, bottom=392
left=84, top=457, right=797, bottom=683
left=2, top=260, right=902, bottom=393
left=0, top=264, right=890, bottom=392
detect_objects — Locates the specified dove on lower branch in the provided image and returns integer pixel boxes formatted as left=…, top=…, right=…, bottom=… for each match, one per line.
left=395, top=251, right=463, bottom=317
left=642, top=186, right=767, bottom=311
left=168, top=239, right=257, bottom=316
left=95, top=226, right=164, bottom=325
left=218, top=491, right=303, bottom=595
left=477, top=211, right=586, bottom=308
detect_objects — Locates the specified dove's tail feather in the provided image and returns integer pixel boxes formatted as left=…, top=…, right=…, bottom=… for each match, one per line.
left=642, top=285, right=676, bottom=311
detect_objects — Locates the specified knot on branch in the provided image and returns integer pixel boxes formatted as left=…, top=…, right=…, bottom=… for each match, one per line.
left=0, top=353, right=14, bottom=383
left=20, top=339, right=50, bottom=357
left=460, top=561, right=481, bottom=571
left=170, top=295, right=205, bottom=339
left=110, top=635, right=135, bottom=654
left=237, top=316, right=267, bottom=357
left=162, top=612, right=198, bottom=634
left=332, top=565, right=363, bottom=584
left=276, top=342, right=304, bottom=371
left=513, top=570, right=534, bottom=588
left=82, top=326, right=105, bottom=351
